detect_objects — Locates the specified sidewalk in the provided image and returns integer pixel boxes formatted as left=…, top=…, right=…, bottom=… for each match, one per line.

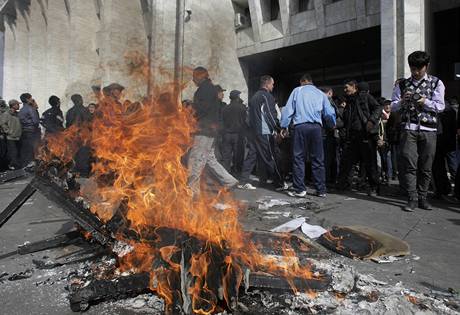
left=0, top=177, right=459, bottom=314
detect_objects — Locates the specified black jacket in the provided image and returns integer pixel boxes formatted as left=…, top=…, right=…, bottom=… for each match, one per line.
left=41, top=107, right=64, bottom=134
left=438, top=105, right=458, bottom=153
left=222, top=99, right=247, bottom=133
left=343, top=92, right=382, bottom=136
left=192, top=79, right=220, bottom=137
left=248, top=88, right=279, bottom=135
left=66, top=105, right=90, bottom=128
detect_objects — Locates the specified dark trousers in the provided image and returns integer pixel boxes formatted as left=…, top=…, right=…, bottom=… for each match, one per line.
left=0, top=136, right=8, bottom=171
left=338, top=130, right=379, bottom=189
left=20, top=131, right=40, bottom=167
left=292, top=123, right=326, bottom=194
left=240, top=133, right=283, bottom=186
left=455, top=162, right=460, bottom=199
left=221, top=132, right=244, bottom=175
left=400, top=130, right=436, bottom=200
left=446, top=150, right=459, bottom=178
left=324, top=134, right=338, bottom=184
left=7, top=140, right=21, bottom=169
left=378, top=146, right=390, bottom=179
left=432, top=140, right=451, bottom=196
left=390, top=144, right=400, bottom=177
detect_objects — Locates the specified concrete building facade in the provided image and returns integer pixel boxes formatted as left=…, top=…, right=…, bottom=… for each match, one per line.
left=233, top=0, right=460, bottom=101
left=0, top=0, right=459, bottom=114
left=0, top=0, right=248, bottom=114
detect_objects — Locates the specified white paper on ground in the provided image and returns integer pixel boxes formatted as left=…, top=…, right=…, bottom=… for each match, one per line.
left=257, top=198, right=291, bottom=210
left=270, top=217, right=306, bottom=233
left=300, top=222, right=328, bottom=239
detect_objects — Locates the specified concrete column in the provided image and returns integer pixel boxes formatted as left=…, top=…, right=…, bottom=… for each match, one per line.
left=313, top=0, right=326, bottom=38
left=380, top=0, right=426, bottom=98
left=402, top=0, right=426, bottom=77
left=380, top=0, right=398, bottom=98
left=278, top=0, right=290, bottom=34
left=248, top=0, right=263, bottom=42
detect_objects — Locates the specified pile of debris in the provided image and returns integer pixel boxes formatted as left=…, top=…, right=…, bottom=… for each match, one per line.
left=0, top=162, right=460, bottom=314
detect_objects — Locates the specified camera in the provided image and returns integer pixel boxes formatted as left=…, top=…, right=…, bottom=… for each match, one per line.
left=411, top=93, right=422, bottom=102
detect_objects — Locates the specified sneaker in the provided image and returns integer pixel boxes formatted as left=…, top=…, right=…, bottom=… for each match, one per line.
left=316, top=192, right=327, bottom=198
left=418, top=198, right=432, bottom=211
left=287, top=190, right=307, bottom=198
left=275, top=182, right=289, bottom=191
left=237, top=183, right=257, bottom=190
left=404, top=199, right=417, bottom=212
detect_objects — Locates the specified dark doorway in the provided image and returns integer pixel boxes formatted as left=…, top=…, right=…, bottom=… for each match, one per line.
left=239, top=26, right=381, bottom=105
left=433, top=7, right=460, bottom=99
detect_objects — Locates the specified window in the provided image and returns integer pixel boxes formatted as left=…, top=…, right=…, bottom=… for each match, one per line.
left=298, top=0, right=314, bottom=12
left=261, top=0, right=280, bottom=22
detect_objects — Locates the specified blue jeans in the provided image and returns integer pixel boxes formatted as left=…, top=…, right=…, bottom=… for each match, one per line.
left=292, top=123, right=326, bottom=194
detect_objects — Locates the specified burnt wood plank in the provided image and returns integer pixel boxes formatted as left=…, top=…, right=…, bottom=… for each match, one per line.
left=0, top=183, right=36, bottom=228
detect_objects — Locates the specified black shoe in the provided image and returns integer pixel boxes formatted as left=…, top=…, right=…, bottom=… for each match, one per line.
left=418, top=198, right=432, bottom=211
left=404, top=199, right=417, bottom=212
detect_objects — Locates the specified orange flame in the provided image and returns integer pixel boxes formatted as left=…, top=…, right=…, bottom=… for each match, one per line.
left=39, top=59, right=321, bottom=312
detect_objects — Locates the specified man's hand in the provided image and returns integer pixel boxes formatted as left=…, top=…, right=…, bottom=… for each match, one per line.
left=366, top=121, right=374, bottom=132
left=280, top=128, right=289, bottom=138
left=417, top=96, right=426, bottom=107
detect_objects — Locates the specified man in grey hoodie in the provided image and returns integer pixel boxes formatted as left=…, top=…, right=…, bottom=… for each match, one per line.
left=0, top=100, right=22, bottom=169
left=18, top=93, right=41, bottom=167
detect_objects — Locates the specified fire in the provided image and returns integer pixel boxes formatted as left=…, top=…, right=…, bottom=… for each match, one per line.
left=39, top=68, right=320, bottom=313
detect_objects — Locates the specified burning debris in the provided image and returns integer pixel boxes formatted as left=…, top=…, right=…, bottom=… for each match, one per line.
left=1, top=87, right=458, bottom=315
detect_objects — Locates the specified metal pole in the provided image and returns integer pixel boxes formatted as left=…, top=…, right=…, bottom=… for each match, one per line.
left=174, top=0, right=185, bottom=102
left=140, top=0, right=155, bottom=100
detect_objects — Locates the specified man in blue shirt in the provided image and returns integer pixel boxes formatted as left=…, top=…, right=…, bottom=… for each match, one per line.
left=281, top=74, right=336, bottom=197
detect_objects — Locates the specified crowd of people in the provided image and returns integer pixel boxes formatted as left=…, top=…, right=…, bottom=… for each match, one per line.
left=0, top=86, right=114, bottom=174
left=1, top=50, right=459, bottom=212
left=188, top=51, right=460, bottom=212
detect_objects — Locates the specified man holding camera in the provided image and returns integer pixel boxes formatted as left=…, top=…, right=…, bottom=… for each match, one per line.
left=391, top=51, right=445, bottom=212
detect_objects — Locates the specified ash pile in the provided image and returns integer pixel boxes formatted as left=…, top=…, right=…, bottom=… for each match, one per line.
left=1, top=160, right=459, bottom=315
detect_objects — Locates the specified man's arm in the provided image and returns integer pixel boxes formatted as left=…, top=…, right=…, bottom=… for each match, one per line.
left=367, top=94, right=383, bottom=126
left=422, top=80, right=445, bottom=112
left=264, top=93, right=280, bottom=132
left=280, top=89, right=296, bottom=129
left=391, top=83, right=403, bottom=112
left=0, top=113, right=9, bottom=134
left=322, top=94, right=336, bottom=129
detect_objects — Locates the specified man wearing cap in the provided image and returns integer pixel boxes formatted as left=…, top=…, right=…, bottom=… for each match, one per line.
left=41, top=95, right=64, bottom=135
left=0, top=100, right=22, bottom=169
left=221, top=90, right=247, bottom=175
left=104, top=83, right=125, bottom=104
left=187, top=66, right=238, bottom=198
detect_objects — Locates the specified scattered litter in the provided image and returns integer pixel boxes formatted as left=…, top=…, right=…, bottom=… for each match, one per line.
left=344, top=198, right=357, bottom=201
left=412, top=255, right=420, bottom=261
left=262, top=216, right=280, bottom=220
left=257, top=198, right=290, bottom=210
left=112, top=241, right=135, bottom=258
left=282, top=212, right=291, bottom=218
left=270, top=217, right=306, bottom=233
left=7, top=269, right=34, bottom=281
left=265, top=211, right=283, bottom=215
left=300, top=222, right=327, bottom=239
left=371, top=256, right=401, bottom=264
left=33, top=259, right=63, bottom=270
left=213, top=203, right=232, bottom=211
